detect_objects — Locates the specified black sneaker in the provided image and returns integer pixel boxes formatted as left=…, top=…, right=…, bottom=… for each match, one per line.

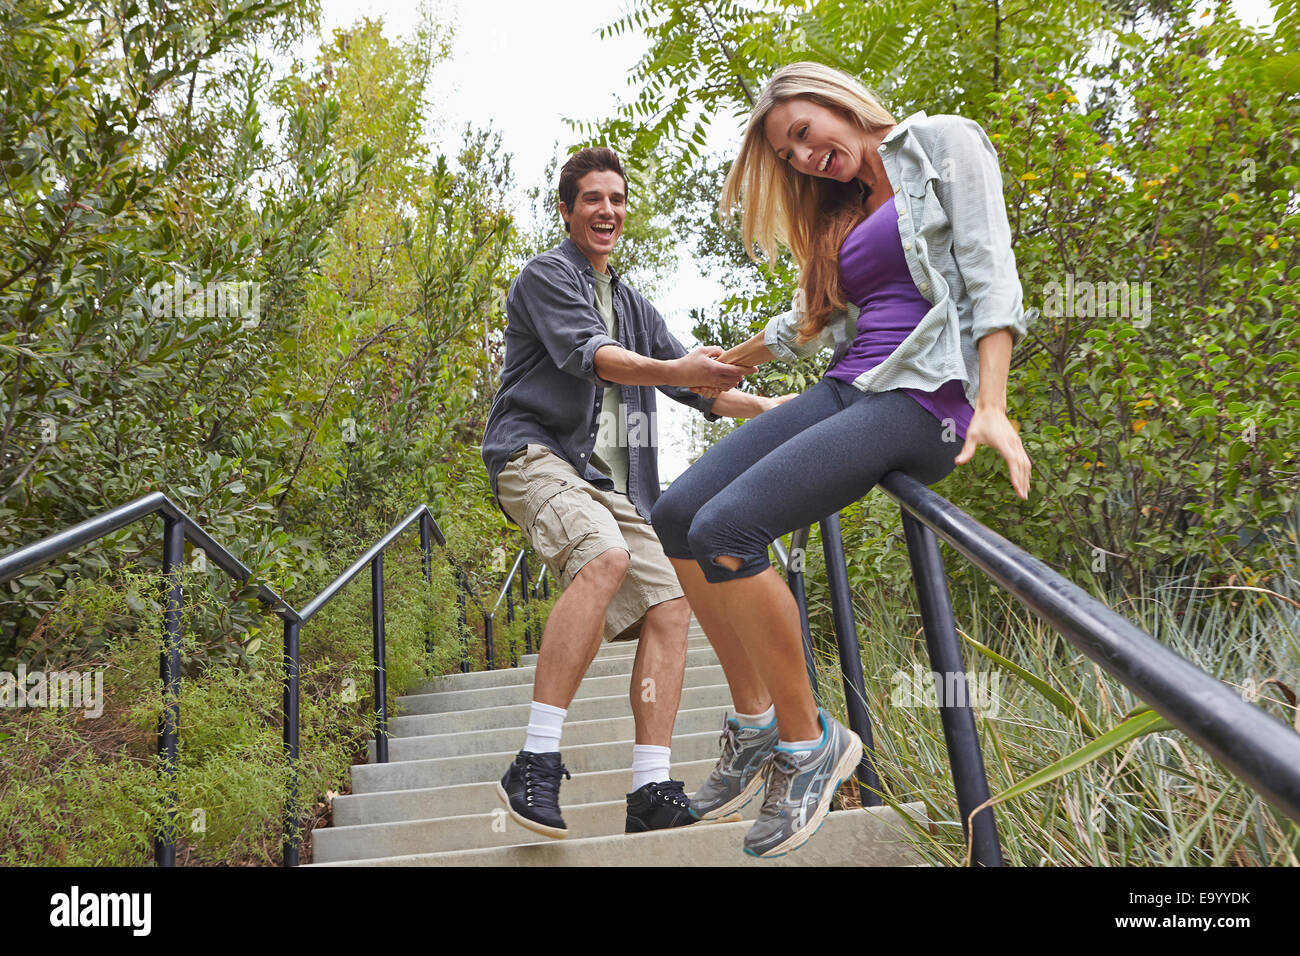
left=496, top=750, right=572, bottom=839
left=625, top=779, right=699, bottom=833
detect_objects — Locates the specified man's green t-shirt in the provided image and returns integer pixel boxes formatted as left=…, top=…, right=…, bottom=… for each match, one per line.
left=587, top=270, right=629, bottom=494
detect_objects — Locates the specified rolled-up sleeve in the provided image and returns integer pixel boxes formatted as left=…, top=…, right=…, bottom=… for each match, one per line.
left=643, top=299, right=719, bottom=420
left=509, top=259, right=619, bottom=387
left=762, top=303, right=858, bottom=361
left=933, top=116, right=1029, bottom=350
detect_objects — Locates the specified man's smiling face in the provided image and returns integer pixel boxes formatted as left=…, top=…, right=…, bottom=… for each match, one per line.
left=560, top=169, right=626, bottom=270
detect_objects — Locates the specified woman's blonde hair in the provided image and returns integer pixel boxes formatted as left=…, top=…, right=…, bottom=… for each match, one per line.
left=720, top=62, right=896, bottom=343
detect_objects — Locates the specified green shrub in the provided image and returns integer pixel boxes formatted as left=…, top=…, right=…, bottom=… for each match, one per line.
left=0, top=533, right=474, bottom=865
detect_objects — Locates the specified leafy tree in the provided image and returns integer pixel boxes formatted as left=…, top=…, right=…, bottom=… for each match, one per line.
left=0, top=2, right=525, bottom=661
left=0, top=0, right=344, bottom=658
left=584, top=0, right=1299, bottom=593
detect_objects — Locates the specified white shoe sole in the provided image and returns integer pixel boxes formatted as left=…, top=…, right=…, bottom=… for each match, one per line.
left=750, top=729, right=864, bottom=858
left=695, top=767, right=766, bottom=821
left=496, top=781, right=568, bottom=839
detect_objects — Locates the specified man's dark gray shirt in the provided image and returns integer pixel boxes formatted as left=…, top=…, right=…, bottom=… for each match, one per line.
left=481, top=237, right=719, bottom=522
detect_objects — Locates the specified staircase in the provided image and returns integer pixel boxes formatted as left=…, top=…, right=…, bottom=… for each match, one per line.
left=306, top=619, right=927, bottom=866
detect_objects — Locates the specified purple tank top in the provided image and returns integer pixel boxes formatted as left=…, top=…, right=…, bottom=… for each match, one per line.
left=824, top=194, right=972, bottom=441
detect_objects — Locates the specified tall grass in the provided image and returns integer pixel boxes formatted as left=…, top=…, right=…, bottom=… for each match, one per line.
left=815, top=517, right=1300, bottom=866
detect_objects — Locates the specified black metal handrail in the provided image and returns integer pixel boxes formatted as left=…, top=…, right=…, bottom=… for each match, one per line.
left=770, top=470, right=1300, bottom=867
left=483, top=547, right=549, bottom=667
left=770, top=532, right=819, bottom=703
left=12, top=478, right=1296, bottom=869
left=0, top=494, right=471, bottom=868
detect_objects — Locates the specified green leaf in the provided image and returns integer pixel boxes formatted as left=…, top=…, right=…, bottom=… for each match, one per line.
left=960, top=632, right=1101, bottom=737
left=978, top=709, right=1174, bottom=812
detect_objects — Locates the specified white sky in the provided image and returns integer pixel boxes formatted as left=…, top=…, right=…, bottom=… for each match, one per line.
left=318, top=0, right=1280, bottom=480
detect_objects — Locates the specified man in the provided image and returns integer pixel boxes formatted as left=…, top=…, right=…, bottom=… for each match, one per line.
left=481, top=146, right=781, bottom=837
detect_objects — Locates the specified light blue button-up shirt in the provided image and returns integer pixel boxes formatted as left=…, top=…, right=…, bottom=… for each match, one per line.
left=763, top=110, right=1037, bottom=407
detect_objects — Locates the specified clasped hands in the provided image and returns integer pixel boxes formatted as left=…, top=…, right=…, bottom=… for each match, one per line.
left=680, top=345, right=756, bottom=398
left=679, top=344, right=799, bottom=417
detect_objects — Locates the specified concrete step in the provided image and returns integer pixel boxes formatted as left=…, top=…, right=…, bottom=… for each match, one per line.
left=394, top=663, right=727, bottom=715
left=332, top=758, right=724, bottom=827
left=410, top=645, right=718, bottom=694
left=350, top=729, right=724, bottom=794
left=367, top=704, right=729, bottom=763
left=314, top=791, right=760, bottom=863
left=307, top=803, right=927, bottom=866
left=386, top=683, right=735, bottom=738
left=517, top=632, right=710, bottom=667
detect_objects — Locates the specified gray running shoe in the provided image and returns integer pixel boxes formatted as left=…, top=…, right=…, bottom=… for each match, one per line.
left=742, top=709, right=862, bottom=858
left=689, top=713, right=779, bottom=820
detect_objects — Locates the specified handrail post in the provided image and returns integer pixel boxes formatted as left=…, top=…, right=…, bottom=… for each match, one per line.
left=419, top=513, right=431, bottom=582
left=520, top=552, right=532, bottom=656
left=786, top=527, right=820, bottom=704
left=819, top=513, right=882, bottom=804
left=530, top=565, right=548, bottom=654
left=484, top=614, right=495, bottom=670
left=457, top=570, right=470, bottom=674
left=371, top=554, right=389, bottom=764
left=156, top=514, right=185, bottom=867
left=899, top=508, right=1003, bottom=866
left=419, top=513, right=433, bottom=656
left=282, top=616, right=301, bottom=867
left=506, top=578, right=517, bottom=667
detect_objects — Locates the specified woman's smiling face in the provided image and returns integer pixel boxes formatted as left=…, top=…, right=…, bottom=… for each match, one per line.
left=763, top=97, right=865, bottom=182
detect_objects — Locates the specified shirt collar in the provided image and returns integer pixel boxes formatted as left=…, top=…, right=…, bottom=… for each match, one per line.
left=880, top=110, right=928, bottom=148
left=558, top=237, right=621, bottom=285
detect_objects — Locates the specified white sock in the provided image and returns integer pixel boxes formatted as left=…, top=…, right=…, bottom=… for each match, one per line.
left=523, top=700, right=566, bottom=754
left=734, top=704, right=776, bottom=728
left=778, top=714, right=826, bottom=753
left=632, top=744, right=672, bottom=790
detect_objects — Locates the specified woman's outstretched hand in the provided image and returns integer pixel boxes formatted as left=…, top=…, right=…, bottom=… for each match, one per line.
left=688, top=388, right=798, bottom=417
left=953, top=405, right=1031, bottom=500
left=763, top=393, right=799, bottom=412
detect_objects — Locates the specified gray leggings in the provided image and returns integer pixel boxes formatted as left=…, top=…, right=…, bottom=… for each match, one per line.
left=651, top=376, right=961, bottom=583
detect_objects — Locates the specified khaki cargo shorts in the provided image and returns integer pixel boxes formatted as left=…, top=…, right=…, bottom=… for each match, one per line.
left=495, top=444, right=684, bottom=642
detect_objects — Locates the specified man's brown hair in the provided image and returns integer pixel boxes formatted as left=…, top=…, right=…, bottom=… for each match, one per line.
left=558, top=147, right=629, bottom=232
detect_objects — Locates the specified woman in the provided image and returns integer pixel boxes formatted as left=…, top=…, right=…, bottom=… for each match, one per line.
left=650, top=61, right=1034, bottom=858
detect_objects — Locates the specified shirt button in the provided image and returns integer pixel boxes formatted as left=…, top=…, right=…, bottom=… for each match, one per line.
left=877, top=145, right=885, bottom=153
left=580, top=452, right=587, bottom=458
left=904, top=240, right=913, bottom=250
left=920, top=281, right=930, bottom=291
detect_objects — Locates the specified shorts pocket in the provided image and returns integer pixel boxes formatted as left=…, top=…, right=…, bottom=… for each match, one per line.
left=530, top=487, right=606, bottom=582
left=522, top=477, right=573, bottom=532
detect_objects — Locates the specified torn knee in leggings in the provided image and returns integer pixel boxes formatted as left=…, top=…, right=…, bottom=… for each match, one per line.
left=713, top=554, right=743, bottom=572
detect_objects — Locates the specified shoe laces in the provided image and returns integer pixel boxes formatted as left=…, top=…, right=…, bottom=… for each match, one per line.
left=650, top=779, right=690, bottom=810
left=718, top=722, right=741, bottom=761
left=522, top=755, right=571, bottom=804
left=762, top=749, right=799, bottom=805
